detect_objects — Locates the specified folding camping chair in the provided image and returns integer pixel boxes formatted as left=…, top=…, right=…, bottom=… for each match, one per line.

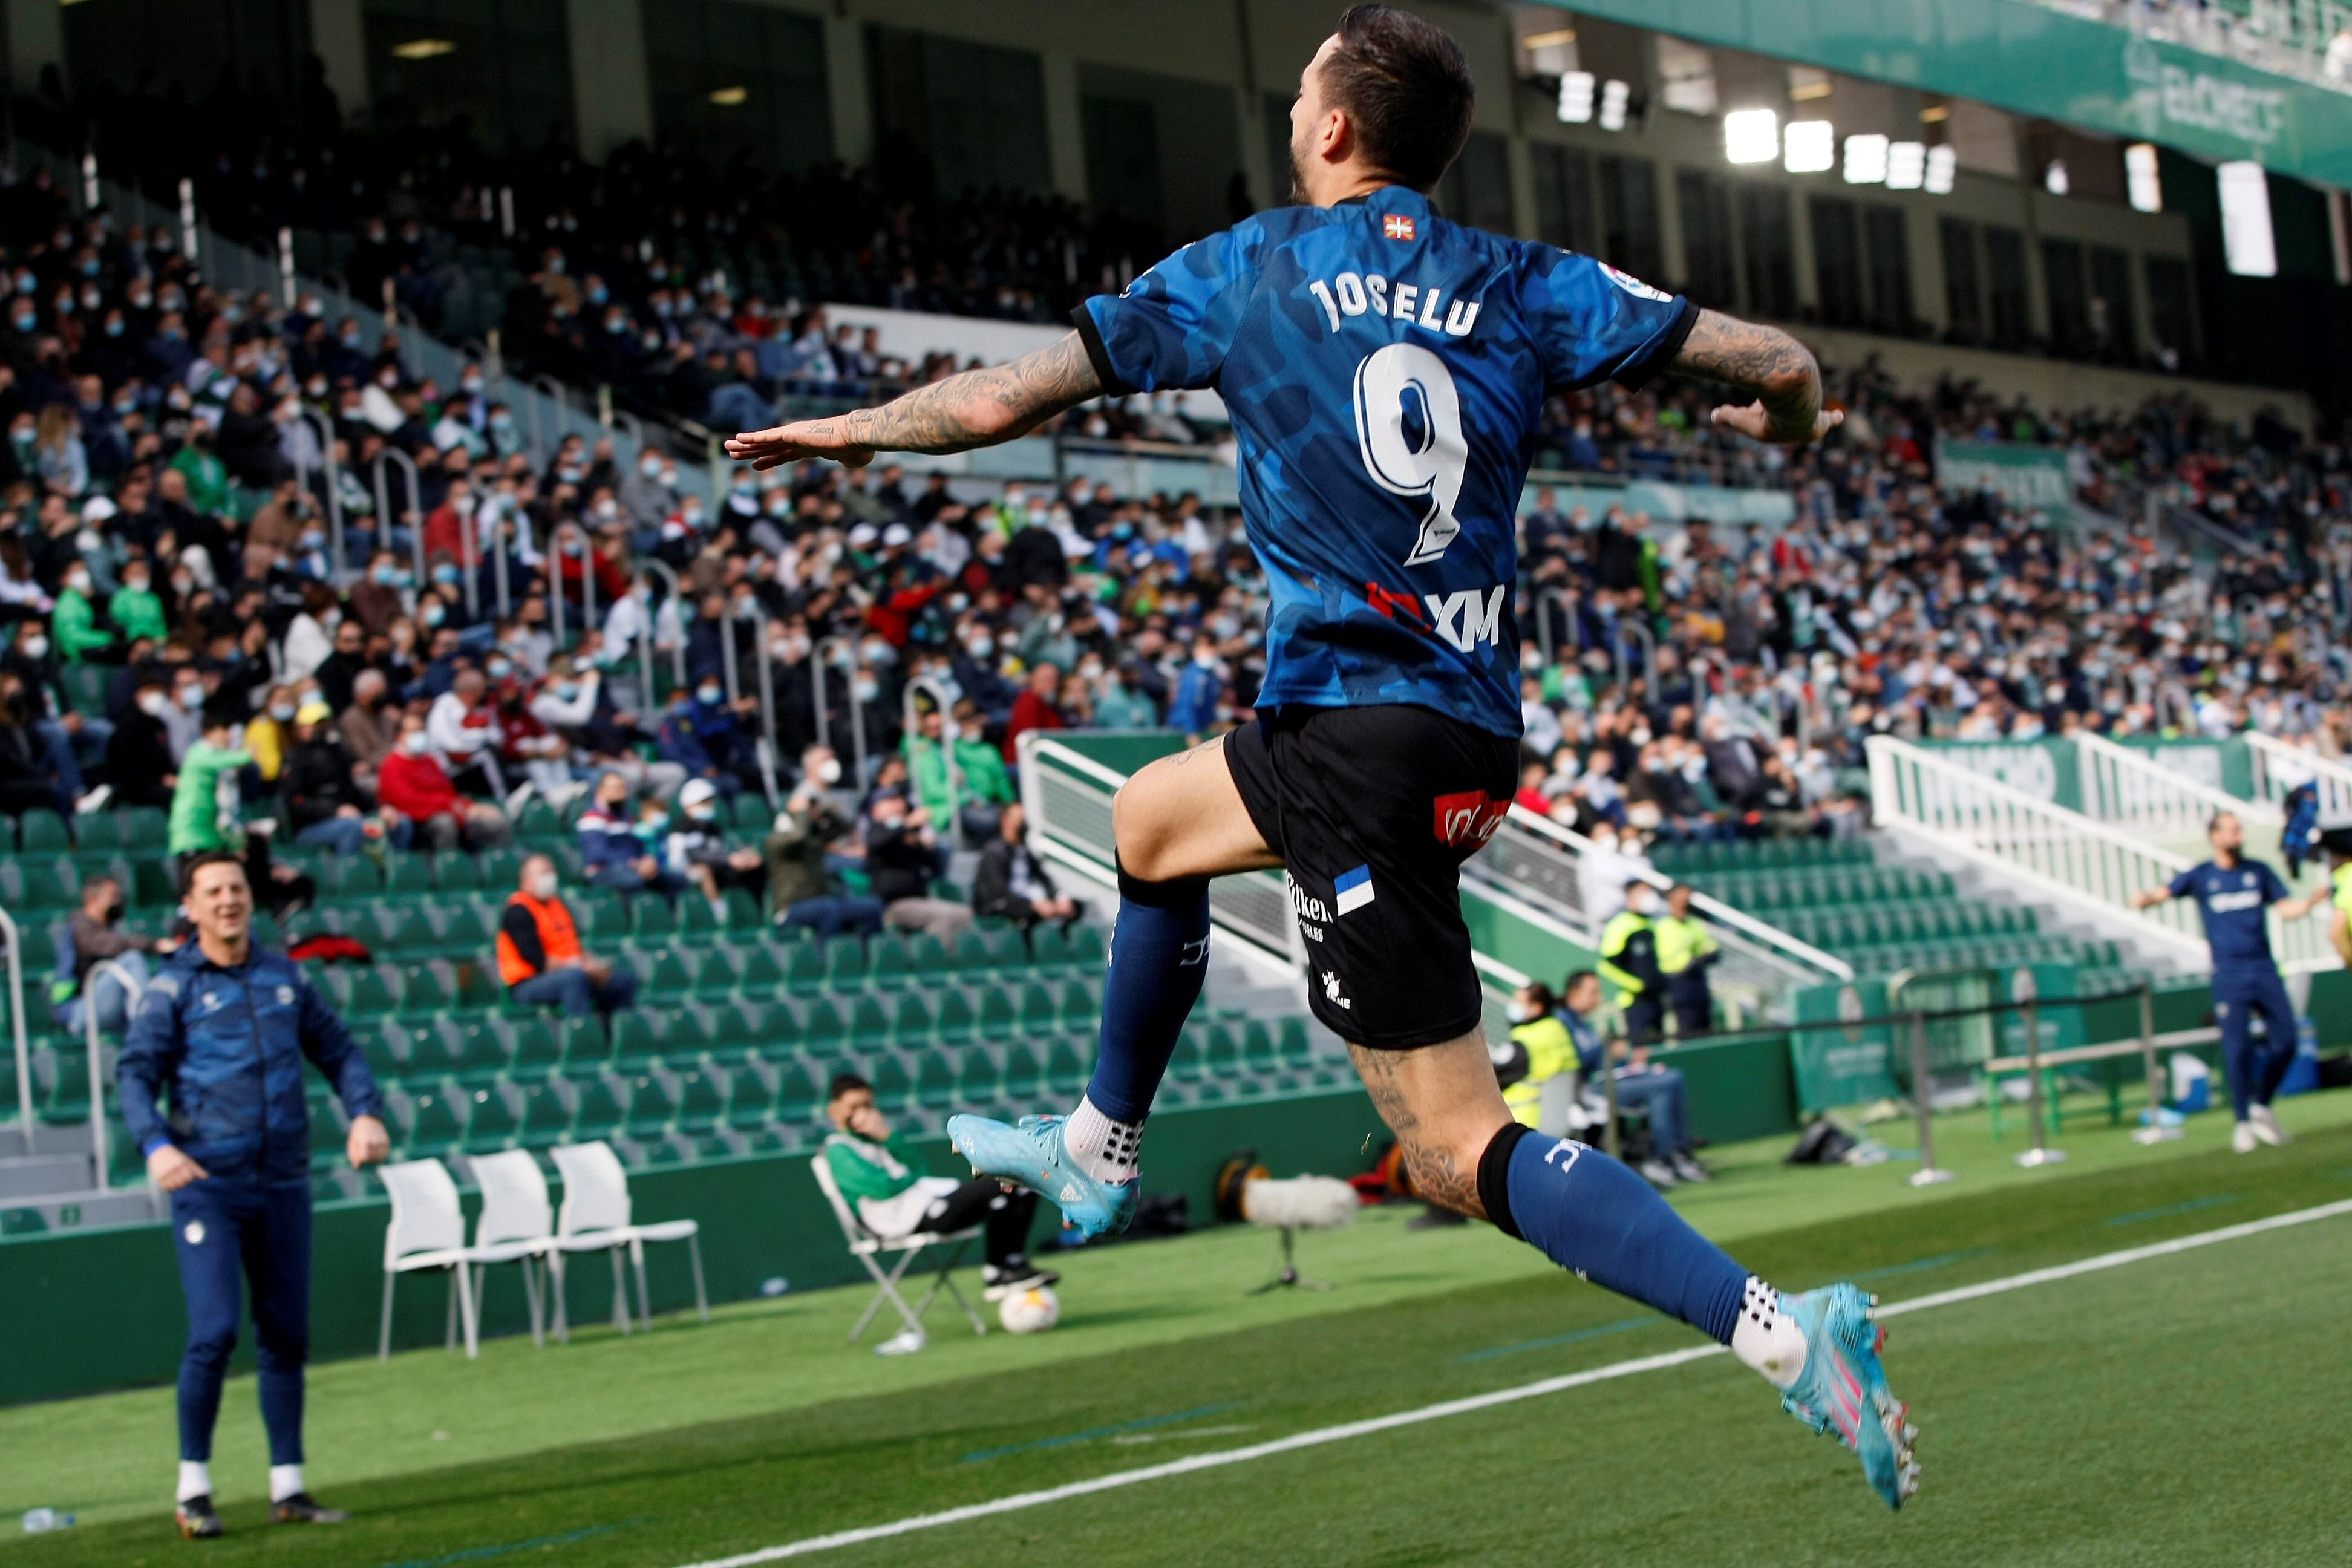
left=810, top=1154, right=988, bottom=1344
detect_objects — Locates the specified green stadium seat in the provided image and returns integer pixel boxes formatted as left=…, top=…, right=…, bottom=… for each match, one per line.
left=517, top=1083, right=570, bottom=1148
left=1060, top=979, right=1100, bottom=1033
left=18, top=811, right=67, bottom=854
left=947, top=932, right=991, bottom=976
left=673, top=1070, right=724, bottom=1134
left=571, top=1077, right=626, bottom=1138
left=394, top=1021, right=461, bottom=1079
left=906, top=933, right=951, bottom=979
left=17, top=858, right=79, bottom=910
left=933, top=988, right=976, bottom=1045
left=583, top=898, right=631, bottom=944
left=956, top=1045, right=1003, bottom=1106
left=701, top=1001, right=756, bottom=1063
left=1278, top=1016, right=1314, bottom=1067
left=889, top=992, right=933, bottom=1047
left=775, top=1064, right=819, bottom=1124
left=735, top=942, right=785, bottom=993
left=977, top=985, right=1016, bottom=1042
left=465, top=1086, right=520, bottom=1151
left=691, top=947, right=739, bottom=997
left=914, top=1050, right=957, bottom=1111
left=640, top=949, right=693, bottom=1002
left=557, top=1016, right=611, bottom=1076
left=433, top=851, right=483, bottom=893
left=400, top=1085, right=468, bottom=1157
left=724, top=1066, right=774, bottom=1131
left=731, top=794, right=770, bottom=832
left=982, top=927, right=1031, bottom=975
left=822, top=936, right=869, bottom=991
left=743, top=999, right=803, bottom=1060
left=477, top=848, right=523, bottom=890
left=1204, top=1025, right=1240, bottom=1078
left=868, top=1054, right=913, bottom=1112
left=1169, top=1028, right=1206, bottom=1083
left=1045, top=1037, right=1089, bottom=1095
left=785, top=941, right=827, bottom=996
left=1001, top=1043, right=1042, bottom=1103
left=722, top=888, right=762, bottom=931
left=803, top=999, right=848, bottom=1057
left=361, top=1022, right=405, bottom=1080
left=611, top=1013, right=665, bottom=1072
left=868, top=935, right=910, bottom=990
left=632, top=897, right=677, bottom=941
left=399, top=964, right=453, bottom=1016
left=0, top=1207, right=45, bottom=1235
left=1017, top=982, right=1057, bottom=1035
left=1242, top=1021, right=1280, bottom=1073
left=678, top=896, right=722, bottom=941
left=385, top=856, right=434, bottom=897
left=505, top=1016, right=561, bottom=1079
left=307, top=1094, right=347, bottom=1171
left=847, top=995, right=891, bottom=1051
left=322, top=858, right=380, bottom=902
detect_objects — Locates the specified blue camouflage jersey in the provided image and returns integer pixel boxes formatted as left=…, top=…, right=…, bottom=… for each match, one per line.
left=1075, top=184, right=1697, bottom=738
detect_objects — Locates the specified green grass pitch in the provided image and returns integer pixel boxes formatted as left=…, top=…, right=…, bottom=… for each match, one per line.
left=7, top=1090, right=2351, bottom=1567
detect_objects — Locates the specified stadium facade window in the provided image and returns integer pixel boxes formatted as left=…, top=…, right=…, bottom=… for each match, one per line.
left=1737, top=182, right=1795, bottom=321
left=65, top=0, right=312, bottom=109
left=2040, top=236, right=2090, bottom=355
left=2089, top=244, right=2136, bottom=359
left=1596, top=154, right=1662, bottom=284
left=1079, top=65, right=1244, bottom=241
left=1864, top=205, right=1912, bottom=333
left=1439, top=131, right=1515, bottom=236
left=1808, top=194, right=1864, bottom=328
left=362, top=0, right=575, bottom=154
left=1530, top=142, right=1596, bottom=255
left=1984, top=224, right=2031, bottom=350
left=644, top=0, right=832, bottom=177
left=2145, top=253, right=2197, bottom=362
left=1674, top=169, right=1738, bottom=310
left=866, top=26, right=1052, bottom=201
left=1939, top=217, right=1984, bottom=345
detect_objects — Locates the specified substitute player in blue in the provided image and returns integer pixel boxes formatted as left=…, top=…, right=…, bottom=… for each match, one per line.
left=119, top=850, right=388, bottom=1538
left=2134, top=810, right=2328, bottom=1152
left=729, top=5, right=1915, bottom=1508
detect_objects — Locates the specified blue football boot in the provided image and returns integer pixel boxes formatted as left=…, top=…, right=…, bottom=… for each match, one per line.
left=946, top=1113, right=1139, bottom=1241
left=1777, top=1283, right=1919, bottom=1509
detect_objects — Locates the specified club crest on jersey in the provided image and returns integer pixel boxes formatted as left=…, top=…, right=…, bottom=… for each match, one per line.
left=1383, top=214, right=1416, bottom=241
left=1601, top=263, right=1673, bottom=302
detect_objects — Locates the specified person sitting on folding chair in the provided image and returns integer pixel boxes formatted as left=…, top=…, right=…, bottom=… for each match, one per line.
left=823, top=1072, right=1054, bottom=1354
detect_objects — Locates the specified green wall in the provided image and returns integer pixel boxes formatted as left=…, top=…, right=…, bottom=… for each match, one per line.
left=0, top=1088, right=1383, bottom=1407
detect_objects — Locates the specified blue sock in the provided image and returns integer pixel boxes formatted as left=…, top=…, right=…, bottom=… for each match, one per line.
left=1484, top=1123, right=1747, bottom=1344
left=1080, top=863, right=1211, bottom=1124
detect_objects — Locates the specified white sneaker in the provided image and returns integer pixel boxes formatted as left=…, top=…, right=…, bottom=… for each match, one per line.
left=2249, top=1105, right=2292, bottom=1146
left=74, top=784, right=113, bottom=814
left=1670, top=1152, right=1711, bottom=1184
left=1639, top=1158, right=1680, bottom=1188
left=2232, top=1120, right=2259, bottom=1154
left=873, top=1327, right=927, bottom=1357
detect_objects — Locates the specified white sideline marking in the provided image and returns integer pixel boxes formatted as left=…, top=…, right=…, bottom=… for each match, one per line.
left=676, top=1198, right=2352, bottom=1567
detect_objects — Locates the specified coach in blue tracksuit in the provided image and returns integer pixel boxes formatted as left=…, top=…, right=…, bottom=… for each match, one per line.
left=2133, top=812, right=2331, bottom=1155
left=118, top=849, right=389, bottom=1539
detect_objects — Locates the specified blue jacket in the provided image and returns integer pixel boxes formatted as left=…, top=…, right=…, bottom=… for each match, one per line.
left=577, top=803, right=647, bottom=873
left=117, top=942, right=381, bottom=1187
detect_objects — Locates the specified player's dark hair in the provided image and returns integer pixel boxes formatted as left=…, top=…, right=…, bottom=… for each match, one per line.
left=1520, top=980, right=1559, bottom=1014
left=1322, top=5, right=1475, bottom=194
left=826, top=1071, right=872, bottom=1101
left=1562, top=967, right=1599, bottom=997
left=178, top=849, right=247, bottom=898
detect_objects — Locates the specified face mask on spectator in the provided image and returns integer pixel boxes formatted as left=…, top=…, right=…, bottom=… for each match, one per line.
left=552, top=680, right=579, bottom=701
left=137, top=689, right=166, bottom=716
left=20, top=633, right=48, bottom=659
left=177, top=684, right=203, bottom=711
left=640, top=456, right=663, bottom=479
left=815, top=756, right=843, bottom=786
left=529, top=869, right=558, bottom=898
left=401, top=731, right=430, bottom=755
left=299, top=528, right=325, bottom=551
left=11, top=273, right=30, bottom=294
left=123, top=571, right=149, bottom=594
left=696, top=683, right=722, bottom=704
left=433, top=564, right=460, bottom=586
left=270, top=701, right=296, bottom=721
left=422, top=603, right=446, bottom=627
left=489, top=657, right=513, bottom=678
left=852, top=676, right=878, bottom=702
left=765, top=495, right=790, bottom=518
left=685, top=801, right=716, bottom=822
left=9, top=310, right=32, bottom=333
left=679, top=504, right=703, bottom=528
left=460, top=375, right=483, bottom=394
left=64, top=570, right=90, bottom=596
left=373, top=564, right=399, bottom=586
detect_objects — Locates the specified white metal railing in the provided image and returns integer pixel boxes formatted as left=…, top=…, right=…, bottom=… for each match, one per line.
left=1867, top=735, right=2336, bottom=973
left=2074, top=731, right=2281, bottom=837
left=82, top=959, right=145, bottom=1189
left=1017, top=736, right=1302, bottom=970
left=2, top=907, right=30, bottom=1154
left=2244, top=730, right=2352, bottom=820
left=1496, top=807, right=1854, bottom=989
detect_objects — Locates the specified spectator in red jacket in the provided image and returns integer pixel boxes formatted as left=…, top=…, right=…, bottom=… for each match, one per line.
left=1001, top=660, right=1065, bottom=765
left=376, top=713, right=512, bottom=851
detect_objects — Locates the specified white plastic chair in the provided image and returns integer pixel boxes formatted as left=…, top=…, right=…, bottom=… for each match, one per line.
left=811, top=1152, right=987, bottom=1345
left=379, top=1158, right=480, bottom=1360
left=466, top=1150, right=557, bottom=1348
left=550, top=1141, right=708, bottom=1333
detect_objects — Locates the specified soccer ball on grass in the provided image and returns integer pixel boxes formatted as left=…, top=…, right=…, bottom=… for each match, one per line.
left=998, top=1284, right=1060, bottom=1333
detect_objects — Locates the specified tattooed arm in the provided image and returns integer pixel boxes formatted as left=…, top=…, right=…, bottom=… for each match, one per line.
left=1670, top=308, right=1842, bottom=446
left=723, top=332, right=1103, bottom=470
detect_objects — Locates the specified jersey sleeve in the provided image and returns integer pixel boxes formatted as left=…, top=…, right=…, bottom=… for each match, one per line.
left=2258, top=862, right=2290, bottom=904
left=1073, top=224, right=1260, bottom=395
left=2167, top=868, right=2200, bottom=900
left=1516, top=247, right=1700, bottom=393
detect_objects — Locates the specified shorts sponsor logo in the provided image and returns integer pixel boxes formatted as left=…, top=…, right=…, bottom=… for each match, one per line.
left=1286, top=874, right=1330, bottom=944
left=1334, top=865, right=1376, bottom=916
left=1432, top=789, right=1507, bottom=848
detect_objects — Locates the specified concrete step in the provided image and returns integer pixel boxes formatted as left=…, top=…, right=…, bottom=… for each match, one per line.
left=6, top=1188, right=157, bottom=1232
left=0, top=1154, right=96, bottom=1202
left=0, top=1120, right=100, bottom=1158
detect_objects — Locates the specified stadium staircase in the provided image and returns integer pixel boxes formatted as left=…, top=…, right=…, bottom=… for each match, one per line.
left=0, top=782, right=1342, bottom=1236
left=1864, top=732, right=2341, bottom=983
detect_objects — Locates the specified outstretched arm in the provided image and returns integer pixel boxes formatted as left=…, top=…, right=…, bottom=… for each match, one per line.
left=1670, top=309, right=1840, bottom=446
left=724, top=332, right=1103, bottom=470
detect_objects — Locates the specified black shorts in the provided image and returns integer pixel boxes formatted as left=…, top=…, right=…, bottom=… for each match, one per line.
left=1224, top=705, right=1519, bottom=1050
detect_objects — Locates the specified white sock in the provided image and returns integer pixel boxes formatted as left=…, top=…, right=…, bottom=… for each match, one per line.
left=269, top=1463, right=305, bottom=1502
left=177, top=1461, right=212, bottom=1503
left=1729, top=1277, right=1808, bottom=1390
left=1062, top=1096, right=1143, bottom=1184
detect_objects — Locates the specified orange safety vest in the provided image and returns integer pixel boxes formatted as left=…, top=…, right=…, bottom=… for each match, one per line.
left=496, top=891, right=583, bottom=986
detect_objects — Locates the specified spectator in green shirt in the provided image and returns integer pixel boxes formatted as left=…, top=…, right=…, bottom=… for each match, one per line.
left=821, top=1071, right=1053, bottom=1355
left=168, top=703, right=252, bottom=858
left=108, top=558, right=168, bottom=647
left=168, top=423, right=229, bottom=516
left=51, top=564, right=115, bottom=664
left=904, top=701, right=1014, bottom=843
